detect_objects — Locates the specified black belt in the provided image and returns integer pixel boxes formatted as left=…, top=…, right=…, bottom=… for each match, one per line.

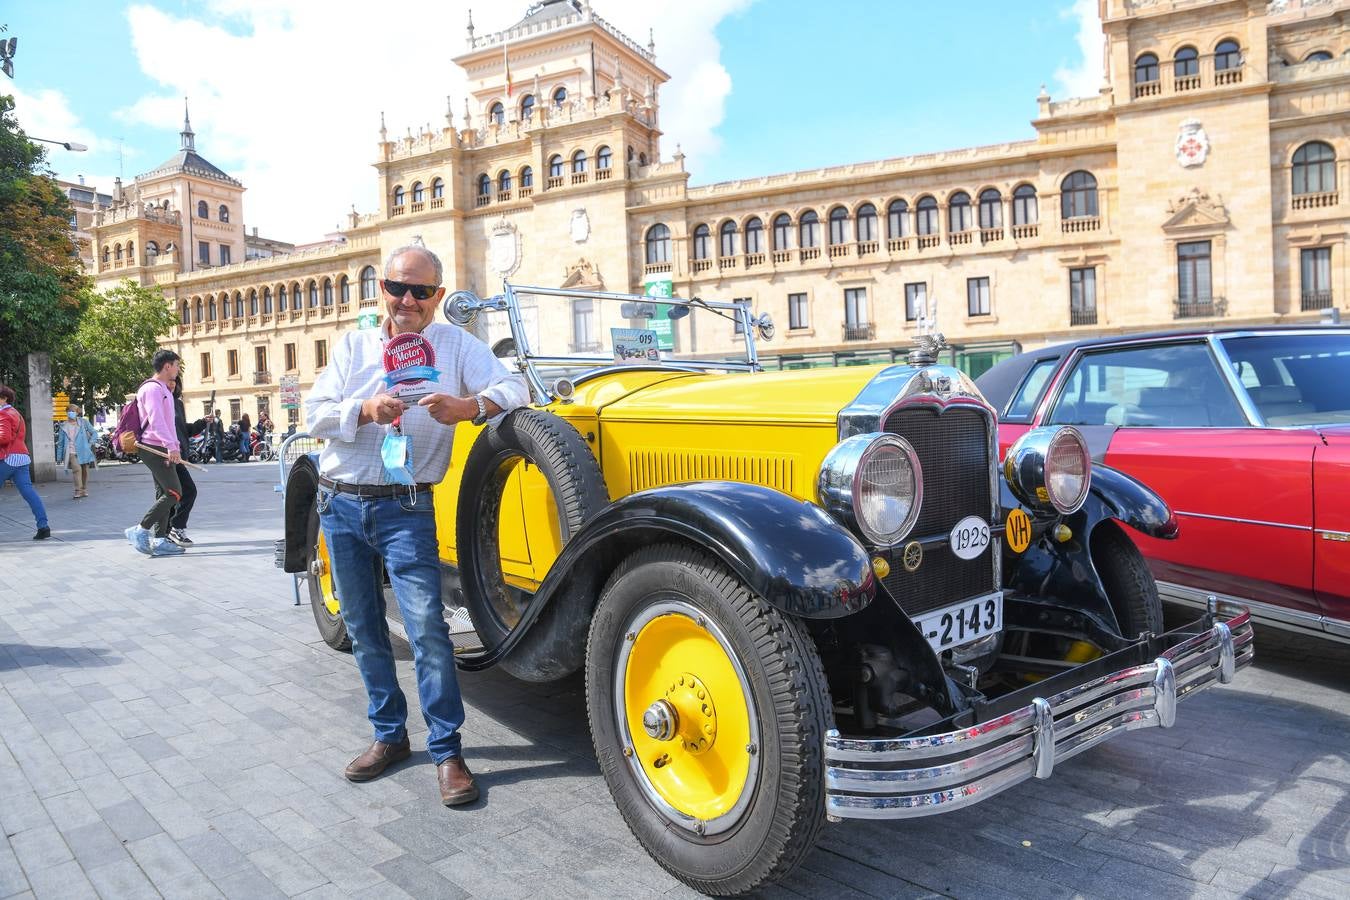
left=318, top=477, right=436, bottom=498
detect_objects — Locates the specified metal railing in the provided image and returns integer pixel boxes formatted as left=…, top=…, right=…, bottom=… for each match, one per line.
left=1070, top=307, right=1098, bottom=326
left=1301, top=290, right=1334, bottom=311
left=253, top=370, right=272, bottom=385
left=1173, top=297, right=1227, bottom=319
left=843, top=323, right=876, bottom=342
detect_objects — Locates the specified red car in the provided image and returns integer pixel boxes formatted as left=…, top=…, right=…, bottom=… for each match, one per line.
left=977, top=325, right=1350, bottom=643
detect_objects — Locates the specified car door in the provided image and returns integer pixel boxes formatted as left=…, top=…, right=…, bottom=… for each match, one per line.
left=1313, top=428, right=1350, bottom=637
left=1040, top=339, right=1320, bottom=616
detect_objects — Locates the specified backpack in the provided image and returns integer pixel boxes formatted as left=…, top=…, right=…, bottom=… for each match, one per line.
left=112, top=379, right=156, bottom=454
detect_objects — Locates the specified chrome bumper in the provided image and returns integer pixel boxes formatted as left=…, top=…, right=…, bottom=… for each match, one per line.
left=824, top=601, right=1253, bottom=820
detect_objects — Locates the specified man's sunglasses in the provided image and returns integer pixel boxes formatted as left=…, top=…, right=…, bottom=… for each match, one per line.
left=381, top=279, right=439, bottom=301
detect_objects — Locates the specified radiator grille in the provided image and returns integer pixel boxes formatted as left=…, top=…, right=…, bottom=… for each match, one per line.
left=629, top=449, right=795, bottom=493
left=880, top=406, right=996, bottom=618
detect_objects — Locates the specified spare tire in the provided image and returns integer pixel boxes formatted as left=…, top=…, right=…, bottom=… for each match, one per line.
left=456, top=409, right=609, bottom=681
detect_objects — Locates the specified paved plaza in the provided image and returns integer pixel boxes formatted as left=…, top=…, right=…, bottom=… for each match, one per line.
left=1, top=460, right=1347, bottom=899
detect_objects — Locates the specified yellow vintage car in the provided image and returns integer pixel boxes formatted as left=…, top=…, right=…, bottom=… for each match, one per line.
left=278, top=284, right=1253, bottom=896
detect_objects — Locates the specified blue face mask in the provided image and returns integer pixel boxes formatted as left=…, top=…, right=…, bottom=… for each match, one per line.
left=67, top=412, right=77, bottom=420
left=381, top=426, right=415, bottom=486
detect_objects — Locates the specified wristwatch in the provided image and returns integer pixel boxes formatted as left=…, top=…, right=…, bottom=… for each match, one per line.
left=471, top=394, right=489, bottom=426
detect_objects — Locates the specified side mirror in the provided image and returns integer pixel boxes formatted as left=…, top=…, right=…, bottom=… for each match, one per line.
left=666, top=304, right=690, bottom=320
left=756, top=312, right=775, bottom=342
left=443, top=290, right=480, bottom=327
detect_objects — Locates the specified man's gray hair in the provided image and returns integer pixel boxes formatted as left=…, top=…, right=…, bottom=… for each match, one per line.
left=384, top=240, right=444, bottom=285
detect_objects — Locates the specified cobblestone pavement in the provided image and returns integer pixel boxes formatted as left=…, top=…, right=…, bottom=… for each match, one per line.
left=1, top=461, right=1347, bottom=899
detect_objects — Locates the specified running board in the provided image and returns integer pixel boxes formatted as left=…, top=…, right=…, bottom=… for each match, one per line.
left=1158, top=581, right=1349, bottom=644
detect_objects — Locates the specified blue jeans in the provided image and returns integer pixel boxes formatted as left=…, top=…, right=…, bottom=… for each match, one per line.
left=0, top=461, right=48, bottom=529
left=318, top=487, right=465, bottom=763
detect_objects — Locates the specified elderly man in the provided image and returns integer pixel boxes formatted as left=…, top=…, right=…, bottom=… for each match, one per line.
left=305, top=243, right=529, bottom=806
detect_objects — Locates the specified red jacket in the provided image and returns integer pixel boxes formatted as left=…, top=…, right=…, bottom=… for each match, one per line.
left=0, top=405, right=29, bottom=458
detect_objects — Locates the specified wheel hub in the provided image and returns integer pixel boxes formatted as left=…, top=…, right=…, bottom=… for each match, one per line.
left=641, top=699, right=678, bottom=741
left=662, top=672, right=717, bottom=754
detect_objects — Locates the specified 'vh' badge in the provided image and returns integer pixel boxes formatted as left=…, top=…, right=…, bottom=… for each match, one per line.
left=383, top=333, right=441, bottom=401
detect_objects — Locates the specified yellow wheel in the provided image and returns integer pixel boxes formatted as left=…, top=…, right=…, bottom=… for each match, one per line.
left=307, top=507, right=350, bottom=651
left=586, top=544, right=830, bottom=896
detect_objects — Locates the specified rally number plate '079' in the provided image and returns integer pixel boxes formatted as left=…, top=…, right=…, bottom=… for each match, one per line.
left=917, top=593, right=1003, bottom=654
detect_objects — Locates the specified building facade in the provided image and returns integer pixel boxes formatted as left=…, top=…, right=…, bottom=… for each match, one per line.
left=89, top=0, right=1349, bottom=425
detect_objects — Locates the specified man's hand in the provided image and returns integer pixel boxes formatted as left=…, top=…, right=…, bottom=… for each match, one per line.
left=167, top=448, right=182, bottom=466
left=360, top=394, right=406, bottom=426
left=417, top=393, right=477, bottom=426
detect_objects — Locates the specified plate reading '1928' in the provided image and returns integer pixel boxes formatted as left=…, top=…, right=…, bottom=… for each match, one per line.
left=949, top=515, right=991, bottom=560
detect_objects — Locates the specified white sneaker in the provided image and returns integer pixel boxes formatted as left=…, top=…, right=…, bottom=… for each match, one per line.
left=168, top=528, right=193, bottom=546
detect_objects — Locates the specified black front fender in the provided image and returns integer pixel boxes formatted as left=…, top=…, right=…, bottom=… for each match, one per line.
left=1083, top=463, right=1178, bottom=540
left=457, top=482, right=876, bottom=673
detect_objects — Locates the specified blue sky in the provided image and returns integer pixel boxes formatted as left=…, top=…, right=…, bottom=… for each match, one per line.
left=4, top=1, right=1101, bottom=240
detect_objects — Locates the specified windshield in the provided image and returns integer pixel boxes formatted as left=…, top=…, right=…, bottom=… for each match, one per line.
left=454, top=284, right=762, bottom=400
left=1221, top=332, right=1350, bottom=426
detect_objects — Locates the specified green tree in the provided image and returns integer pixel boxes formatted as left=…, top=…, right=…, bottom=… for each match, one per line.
left=0, top=94, right=89, bottom=412
left=54, top=279, right=177, bottom=413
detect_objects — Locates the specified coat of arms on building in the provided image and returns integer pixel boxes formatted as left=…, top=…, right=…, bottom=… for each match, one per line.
left=570, top=208, right=590, bottom=244
left=490, top=218, right=521, bottom=276
left=1175, top=119, right=1210, bottom=168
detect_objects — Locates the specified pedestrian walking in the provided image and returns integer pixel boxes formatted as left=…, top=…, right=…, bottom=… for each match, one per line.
left=122, top=350, right=187, bottom=557
left=55, top=407, right=100, bottom=499
left=0, top=384, right=50, bottom=540
left=305, top=242, right=529, bottom=806
left=167, top=375, right=205, bottom=546
left=236, top=413, right=253, bottom=460
left=209, top=410, right=225, bottom=463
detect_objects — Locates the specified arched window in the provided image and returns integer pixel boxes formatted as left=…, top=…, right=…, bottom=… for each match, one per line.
left=745, top=217, right=764, bottom=254
left=292, top=283, right=303, bottom=310
left=828, top=206, right=849, bottom=245
left=489, top=102, right=505, bottom=126
left=520, top=166, right=534, bottom=188
left=114, top=243, right=123, bottom=261
left=278, top=285, right=287, bottom=310
left=887, top=199, right=910, bottom=238
left=799, top=210, right=820, bottom=248
left=498, top=170, right=512, bottom=193
left=692, top=224, right=711, bottom=260
left=948, top=191, right=972, bottom=233
left=218, top=204, right=229, bottom=223
left=322, top=278, right=333, bottom=306
left=1304, top=50, right=1333, bottom=62
left=307, top=281, right=319, bottom=308
left=360, top=265, right=378, bottom=300
left=431, top=177, right=444, bottom=199
left=477, top=173, right=491, bottom=196
left=249, top=289, right=258, bottom=316
left=520, top=94, right=535, bottom=120
left=102, top=246, right=110, bottom=265
left=180, top=301, right=190, bottom=324
left=411, top=181, right=424, bottom=203
left=146, top=240, right=159, bottom=260
left=1134, top=52, right=1159, bottom=84
left=572, top=150, right=587, bottom=173
left=638, top=152, right=648, bottom=166
left=207, top=297, right=216, bottom=322
left=197, top=200, right=209, bottom=219
left=1013, top=184, right=1038, bottom=225
left=978, top=189, right=1002, bottom=229
left=1060, top=171, right=1098, bottom=219
left=552, top=86, right=568, bottom=108
left=220, top=293, right=229, bottom=319
left=719, top=220, right=738, bottom=257
left=645, top=224, right=671, bottom=264
left=772, top=213, right=792, bottom=250
left=856, top=203, right=877, bottom=242
left=339, top=276, right=350, bottom=304
left=262, top=288, right=272, bottom=314
left=1214, top=39, right=1241, bottom=70
left=597, top=146, right=613, bottom=170
left=126, top=241, right=135, bottom=263
left=916, top=196, right=939, bottom=235
left=549, top=155, right=564, bottom=178
left=392, top=185, right=405, bottom=206
left=194, top=298, right=203, bottom=323
left=1292, top=141, right=1336, bottom=195
left=1174, top=46, right=1199, bottom=77
left=234, top=292, right=244, bottom=317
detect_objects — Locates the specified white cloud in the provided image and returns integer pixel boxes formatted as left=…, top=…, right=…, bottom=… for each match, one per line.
left=1053, top=0, right=1104, bottom=99
left=9, top=86, right=102, bottom=156
left=114, top=0, right=750, bottom=243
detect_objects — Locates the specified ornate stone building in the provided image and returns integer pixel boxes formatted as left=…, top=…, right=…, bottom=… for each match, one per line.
left=90, top=0, right=1348, bottom=425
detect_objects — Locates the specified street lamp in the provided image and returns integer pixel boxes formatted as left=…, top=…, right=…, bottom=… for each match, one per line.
left=29, top=136, right=88, bottom=152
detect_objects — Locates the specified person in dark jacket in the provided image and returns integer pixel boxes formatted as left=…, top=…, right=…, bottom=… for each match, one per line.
left=208, top=409, right=226, bottom=463
left=167, top=376, right=205, bottom=545
left=237, top=413, right=253, bottom=461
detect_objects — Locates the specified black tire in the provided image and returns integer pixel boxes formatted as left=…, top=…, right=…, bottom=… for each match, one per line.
left=585, top=544, right=830, bottom=896
left=457, top=409, right=608, bottom=681
left=1092, top=522, right=1163, bottom=639
left=307, top=508, right=351, bottom=651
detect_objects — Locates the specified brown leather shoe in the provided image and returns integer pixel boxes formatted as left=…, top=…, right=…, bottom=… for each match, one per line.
left=436, top=756, right=480, bottom=806
left=343, top=738, right=411, bottom=782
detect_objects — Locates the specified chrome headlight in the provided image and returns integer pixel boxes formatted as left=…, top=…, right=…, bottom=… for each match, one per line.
left=1004, top=426, right=1091, bottom=515
left=817, top=433, right=923, bottom=546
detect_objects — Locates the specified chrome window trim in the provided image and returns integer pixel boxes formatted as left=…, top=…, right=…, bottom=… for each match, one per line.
left=1207, top=334, right=1262, bottom=426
